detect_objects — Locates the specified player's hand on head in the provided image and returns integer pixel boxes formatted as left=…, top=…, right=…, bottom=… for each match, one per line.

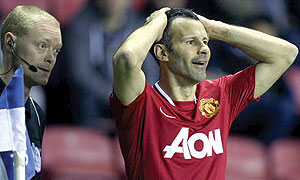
left=145, top=7, right=170, bottom=42
left=145, top=7, right=170, bottom=24
left=194, top=13, right=214, bottom=38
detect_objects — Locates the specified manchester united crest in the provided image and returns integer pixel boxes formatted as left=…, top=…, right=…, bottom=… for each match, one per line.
left=199, top=98, right=220, bottom=118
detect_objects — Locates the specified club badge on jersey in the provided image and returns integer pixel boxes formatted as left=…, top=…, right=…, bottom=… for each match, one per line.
left=199, top=98, right=220, bottom=118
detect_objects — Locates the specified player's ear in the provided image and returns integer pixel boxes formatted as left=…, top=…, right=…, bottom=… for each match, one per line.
left=154, top=43, right=169, bottom=62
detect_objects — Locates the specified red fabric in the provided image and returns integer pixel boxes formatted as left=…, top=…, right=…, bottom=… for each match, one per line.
left=110, top=65, right=258, bottom=180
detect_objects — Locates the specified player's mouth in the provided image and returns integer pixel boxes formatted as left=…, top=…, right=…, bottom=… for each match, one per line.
left=192, top=55, right=208, bottom=67
left=192, top=60, right=207, bottom=67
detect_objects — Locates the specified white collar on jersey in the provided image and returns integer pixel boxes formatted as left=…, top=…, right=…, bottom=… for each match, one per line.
left=154, top=81, right=197, bottom=107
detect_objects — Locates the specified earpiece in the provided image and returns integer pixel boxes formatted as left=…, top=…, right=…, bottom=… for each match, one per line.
left=5, top=39, right=38, bottom=72
left=7, top=40, right=14, bottom=47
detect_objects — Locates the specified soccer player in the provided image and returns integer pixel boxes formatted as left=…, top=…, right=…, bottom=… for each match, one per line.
left=110, top=8, right=298, bottom=179
left=0, top=5, right=62, bottom=179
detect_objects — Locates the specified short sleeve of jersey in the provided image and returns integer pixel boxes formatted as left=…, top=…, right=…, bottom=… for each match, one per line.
left=109, top=84, right=148, bottom=130
left=221, top=64, right=259, bottom=123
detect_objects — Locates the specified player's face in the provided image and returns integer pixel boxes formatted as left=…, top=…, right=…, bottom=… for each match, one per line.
left=15, top=19, right=62, bottom=87
left=166, top=18, right=210, bottom=84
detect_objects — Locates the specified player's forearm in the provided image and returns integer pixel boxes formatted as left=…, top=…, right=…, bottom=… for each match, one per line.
left=113, top=19, right=166, bottom=69
left=210, top=21, right=298, bottom=65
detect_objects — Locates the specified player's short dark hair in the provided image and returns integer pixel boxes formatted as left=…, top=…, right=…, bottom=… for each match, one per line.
left=150, top=8, right=199, bottom=65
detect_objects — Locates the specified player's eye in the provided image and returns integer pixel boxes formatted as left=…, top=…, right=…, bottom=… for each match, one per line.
left=203, top=40, right=208, bottom=45
left=187, top=40, right=195, bottom=45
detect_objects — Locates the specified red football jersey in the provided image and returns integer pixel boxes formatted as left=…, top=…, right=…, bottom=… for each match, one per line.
left=110, top=65, right=259, bottom=180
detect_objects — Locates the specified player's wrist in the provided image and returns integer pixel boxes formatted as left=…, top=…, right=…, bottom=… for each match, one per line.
left=142, top=18, right=167, bottom=43
left=150, top=18, right=167, bottom=42
left=209, top=21, right=230, bottom=41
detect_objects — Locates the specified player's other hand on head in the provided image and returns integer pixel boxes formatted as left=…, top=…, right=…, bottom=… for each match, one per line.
left=193, top=12, right=215, bottom=38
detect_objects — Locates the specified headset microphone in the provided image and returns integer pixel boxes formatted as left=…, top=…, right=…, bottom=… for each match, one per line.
left=8, top=40, right=38, bottom=72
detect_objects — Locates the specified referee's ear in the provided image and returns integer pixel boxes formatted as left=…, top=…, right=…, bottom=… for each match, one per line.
left=154, top=43, right=169, bottom=63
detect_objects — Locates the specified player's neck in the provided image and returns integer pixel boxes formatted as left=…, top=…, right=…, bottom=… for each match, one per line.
left=158, top=79, right=197, bottom=102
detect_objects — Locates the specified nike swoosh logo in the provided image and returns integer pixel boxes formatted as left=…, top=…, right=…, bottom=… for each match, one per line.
left=160, top=107, right=176, bottom=119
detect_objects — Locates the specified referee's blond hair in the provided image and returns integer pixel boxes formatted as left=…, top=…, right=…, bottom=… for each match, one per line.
left=1, top=5, right=60, bottom=51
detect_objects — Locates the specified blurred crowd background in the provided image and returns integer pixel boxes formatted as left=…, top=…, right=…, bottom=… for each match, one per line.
left=0, top=0, right=300, bottom=179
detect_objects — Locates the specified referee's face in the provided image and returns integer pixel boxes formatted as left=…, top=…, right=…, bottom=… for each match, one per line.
left=15, top=19, right=62, bottom=87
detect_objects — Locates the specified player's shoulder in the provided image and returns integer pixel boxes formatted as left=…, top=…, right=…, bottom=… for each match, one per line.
left=197, top=77, right=226, bottom=88
left=198, top=65, right=257, bottom=90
